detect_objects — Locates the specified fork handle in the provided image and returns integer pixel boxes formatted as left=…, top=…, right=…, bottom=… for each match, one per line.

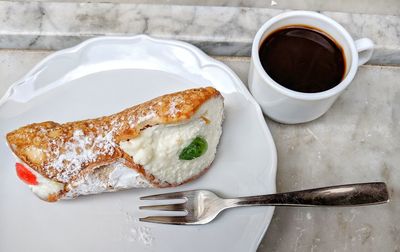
left=231, top=182, right=389, bottom=207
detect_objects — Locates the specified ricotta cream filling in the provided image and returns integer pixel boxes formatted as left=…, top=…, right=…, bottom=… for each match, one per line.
left=119, top=97, right=223, bottom=185
left=16, top=161, right=65, bottom=200
left=64, top=161, right=151, bottom=198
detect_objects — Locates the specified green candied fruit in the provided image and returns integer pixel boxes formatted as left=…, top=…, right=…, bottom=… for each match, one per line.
left=179, top=136, right=208, bottom=160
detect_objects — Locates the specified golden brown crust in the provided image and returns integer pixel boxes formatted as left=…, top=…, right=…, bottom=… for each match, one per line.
left=6, top=87, right=221, bottom=187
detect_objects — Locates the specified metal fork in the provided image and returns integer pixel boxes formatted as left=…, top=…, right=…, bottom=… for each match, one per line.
left=139, top=182, right=389, bottom=225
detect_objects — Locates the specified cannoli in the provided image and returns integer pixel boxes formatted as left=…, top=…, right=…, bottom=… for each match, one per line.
left=6, top=87, right=224, bottom=201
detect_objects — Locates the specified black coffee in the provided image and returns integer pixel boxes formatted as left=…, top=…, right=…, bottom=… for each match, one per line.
left=259, top=26, right=345, bottom=93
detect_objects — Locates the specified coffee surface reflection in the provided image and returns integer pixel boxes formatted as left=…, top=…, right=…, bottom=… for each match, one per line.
left=259, top=26, right=345, bottom=93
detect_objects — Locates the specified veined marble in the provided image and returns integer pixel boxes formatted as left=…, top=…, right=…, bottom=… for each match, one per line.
left=0, top=1, right=399, bottom=65
left=10, top=0, right=400, bottom=16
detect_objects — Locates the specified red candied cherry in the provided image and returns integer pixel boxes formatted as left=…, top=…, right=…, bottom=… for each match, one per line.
left=16, top=163, right=38, bottom=185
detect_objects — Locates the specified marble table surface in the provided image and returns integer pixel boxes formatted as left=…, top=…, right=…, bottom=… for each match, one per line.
left=0, top=49, right=399, bottom=251
left=20, top=0, right=400, bottom=15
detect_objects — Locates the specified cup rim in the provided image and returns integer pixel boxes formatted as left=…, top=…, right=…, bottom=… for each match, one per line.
left=251, top=10, right=359, bottom=101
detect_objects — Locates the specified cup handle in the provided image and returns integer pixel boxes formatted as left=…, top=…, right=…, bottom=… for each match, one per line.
left=355, top=38, right=374, bottom=66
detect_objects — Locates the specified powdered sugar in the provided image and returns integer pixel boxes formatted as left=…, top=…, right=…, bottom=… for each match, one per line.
left=47, top=129, right=116, bottom=183
left=126, top=109, right=157, bottom=127
left=63, top=160, right=151, bottom=199
left=108, top=162, right=150, bottom=189
left=137, top=110, right=157, bottom=124
left=168, top=101, right=180, bottom=117
left=128, top=225, right=154, bottom=246
left=168, top=97, right=183, bottom=117
left=63, top=167, right=108, bottom=198
left=125, top=213, right=154, bottom=247
left=44, top=105, right=158, bottom=184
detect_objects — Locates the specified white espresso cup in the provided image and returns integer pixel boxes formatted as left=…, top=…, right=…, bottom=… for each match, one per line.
left=248, top=11, right=374, bottom=124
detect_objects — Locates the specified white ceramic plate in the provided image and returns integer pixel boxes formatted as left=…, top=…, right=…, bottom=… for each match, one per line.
left=0, top=35, right=276, bottom=252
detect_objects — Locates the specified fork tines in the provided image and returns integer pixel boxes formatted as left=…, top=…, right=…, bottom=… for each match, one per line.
left=140, top=191, right=186, bottom=200
left=139, top=216, right=193, bottom=225
left=139, top=203, right=186, bottom=211
left=139, top=191, right=193, bottom=225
